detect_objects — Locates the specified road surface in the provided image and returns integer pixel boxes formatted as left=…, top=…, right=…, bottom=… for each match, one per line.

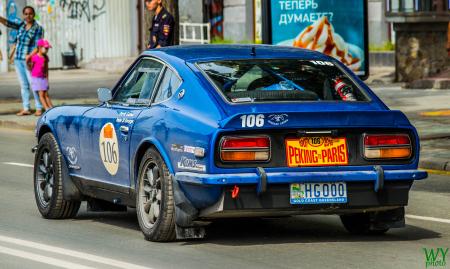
left=0, top=128, right=449, bottom=268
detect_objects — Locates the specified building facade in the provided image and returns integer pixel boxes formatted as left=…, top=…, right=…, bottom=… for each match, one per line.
left=0, top=0, right=139, bottom=71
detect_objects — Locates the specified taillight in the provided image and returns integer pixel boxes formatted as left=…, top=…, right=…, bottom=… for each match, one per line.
left=363, top=134, right=412, bottom=159
left=220, top=136, right=270, bottom=162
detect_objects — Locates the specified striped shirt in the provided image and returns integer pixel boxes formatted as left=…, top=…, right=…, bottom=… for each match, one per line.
left=7, top=20, right=44, bottom=61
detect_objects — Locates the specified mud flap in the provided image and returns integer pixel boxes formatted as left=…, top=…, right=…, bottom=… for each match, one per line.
left=171, top=175, right=206, bottom=239
left=370, top=207, right=405, bottom=230
left=61, top=155, right=82, bottom=201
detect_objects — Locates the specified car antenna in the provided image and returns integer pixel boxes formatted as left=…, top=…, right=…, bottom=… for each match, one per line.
left=251, top=46, right=256, bottom=56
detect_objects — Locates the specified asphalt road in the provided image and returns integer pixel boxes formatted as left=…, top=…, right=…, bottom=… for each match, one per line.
left=0, top=128, right=449, bottom=269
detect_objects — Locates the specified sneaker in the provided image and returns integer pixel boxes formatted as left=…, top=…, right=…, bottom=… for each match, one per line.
left=16, top=110, right=32, bottom=116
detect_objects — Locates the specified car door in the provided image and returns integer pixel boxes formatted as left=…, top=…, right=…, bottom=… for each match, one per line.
left=78, top=58, right=165, bottom=189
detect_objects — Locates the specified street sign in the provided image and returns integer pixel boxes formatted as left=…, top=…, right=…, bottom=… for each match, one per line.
left=262, top=0, right=369, bottom=80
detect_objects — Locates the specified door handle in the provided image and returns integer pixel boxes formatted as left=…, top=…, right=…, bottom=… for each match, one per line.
left=119, top=126, right=129, bottom=134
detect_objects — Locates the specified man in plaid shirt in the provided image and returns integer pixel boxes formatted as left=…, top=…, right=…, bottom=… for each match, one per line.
left=0, top=6, right=44, bottom=116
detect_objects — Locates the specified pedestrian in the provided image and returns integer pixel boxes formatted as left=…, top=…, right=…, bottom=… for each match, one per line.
left=29, top=39, right=53, bottom=111
left=145, top=0, right=175, bottom=49
left=0, top=6, right=44, bottom=116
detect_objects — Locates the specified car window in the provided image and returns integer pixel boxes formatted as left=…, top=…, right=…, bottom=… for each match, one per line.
left=197, top=59, right=369, bottom=103
left=153, top=68, right=182, bottom=104
left=113, top=59, right=164, bottom=105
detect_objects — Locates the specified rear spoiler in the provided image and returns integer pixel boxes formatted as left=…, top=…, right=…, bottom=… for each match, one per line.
left=219, top=110, right=412, bottom=130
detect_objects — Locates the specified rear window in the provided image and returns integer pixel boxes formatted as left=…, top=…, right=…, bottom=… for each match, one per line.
left=197, top=59, right=369, bottom=103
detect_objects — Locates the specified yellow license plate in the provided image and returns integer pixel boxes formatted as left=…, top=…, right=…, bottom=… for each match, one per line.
left=285, top=137, right=349, bottom=167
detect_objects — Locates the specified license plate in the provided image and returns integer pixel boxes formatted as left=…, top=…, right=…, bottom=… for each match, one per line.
left=285, top=137, right=349, bottom=167
left=290, top=182, right=347, bottom=204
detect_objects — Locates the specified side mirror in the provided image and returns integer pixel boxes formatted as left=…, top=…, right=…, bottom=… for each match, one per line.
left=97, top=88, right=112, bottom=104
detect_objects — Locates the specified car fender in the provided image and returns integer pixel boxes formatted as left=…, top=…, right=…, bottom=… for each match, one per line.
left=133, top=136, right=175, bottom=182
left=36, top=112, right=83, bottom=201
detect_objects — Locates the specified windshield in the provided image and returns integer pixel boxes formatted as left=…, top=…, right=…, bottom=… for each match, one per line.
left=197, top=59, right=369, bottom=103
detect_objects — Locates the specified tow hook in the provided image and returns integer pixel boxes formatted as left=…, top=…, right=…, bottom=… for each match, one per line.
left=231, top=185, right=240, bottom=199
left=374, top=165, right=385, bottom=192
left=256, top=167, right=267, bottom=196
left=31, top=146, right=38, bottom=153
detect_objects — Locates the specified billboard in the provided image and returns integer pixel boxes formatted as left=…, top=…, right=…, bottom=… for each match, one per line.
left=264, top=0, right=369, bottom=79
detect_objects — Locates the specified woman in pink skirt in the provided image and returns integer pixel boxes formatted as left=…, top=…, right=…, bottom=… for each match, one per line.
left=29, top=39, right=53, bottom=112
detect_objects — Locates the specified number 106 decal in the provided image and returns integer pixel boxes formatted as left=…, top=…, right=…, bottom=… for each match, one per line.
left=99, top=123, right=120, bottom=175
left=240, top=114, right=265, bottom=128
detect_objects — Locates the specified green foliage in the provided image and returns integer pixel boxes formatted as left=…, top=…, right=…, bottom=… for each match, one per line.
left=369, top=42, right=395, bottom=52
left=211, top=37, right=235, bottom=44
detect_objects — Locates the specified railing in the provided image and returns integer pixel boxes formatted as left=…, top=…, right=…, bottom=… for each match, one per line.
left=386, top=0, right=449, bottom=13
left=179, top=23, right=211, bottom=44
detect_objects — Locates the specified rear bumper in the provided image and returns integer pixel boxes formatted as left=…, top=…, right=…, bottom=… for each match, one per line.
left=173, top=169, right=426, bottom=221
left=175, top=169, right=427, bottom=185
left=199, top=181, right=413, bottom=218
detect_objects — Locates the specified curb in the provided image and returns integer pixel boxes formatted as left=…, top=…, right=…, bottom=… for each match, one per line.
left=0, top=119, right=36, bottom=131
left=420, top=133, right=450, bottom=141
left=419, top=158, right=450, bottom=172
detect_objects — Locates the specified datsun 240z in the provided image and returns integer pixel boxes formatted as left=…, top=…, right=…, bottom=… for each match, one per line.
left=33, top=45, right=427, bottom=241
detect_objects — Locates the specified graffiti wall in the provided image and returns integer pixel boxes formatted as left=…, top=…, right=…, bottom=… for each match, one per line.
left=26, top=0, right=137, bottom=68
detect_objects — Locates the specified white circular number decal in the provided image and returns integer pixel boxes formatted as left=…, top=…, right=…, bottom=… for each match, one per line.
left=99, top=123, right=119, bottom=175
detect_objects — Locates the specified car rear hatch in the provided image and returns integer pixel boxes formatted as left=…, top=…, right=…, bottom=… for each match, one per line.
left=214, top=109, right=419, bottom=170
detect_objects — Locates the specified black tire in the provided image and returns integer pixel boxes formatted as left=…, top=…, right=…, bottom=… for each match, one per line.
left=340, top=214, right=389, bottom=235
left=136, top=148, right=176, bottom=242
left=34, top=133, right=81, bottom=219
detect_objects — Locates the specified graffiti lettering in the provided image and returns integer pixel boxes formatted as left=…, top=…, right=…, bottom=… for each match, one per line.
left=60, top=0, right=105, bottom=22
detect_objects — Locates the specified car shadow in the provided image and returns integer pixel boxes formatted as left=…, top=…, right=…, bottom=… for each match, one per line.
left=182, top=215, right=441, bottom=246
left=70, top=207, right=440, bottom=246
left=73, top=206, right=141, bottom=231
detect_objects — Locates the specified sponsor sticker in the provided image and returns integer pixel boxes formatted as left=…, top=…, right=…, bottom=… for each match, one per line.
left=99, top=123, right=119, bottom=175
left=183, top=146, right=196, bottom=154
left=171, top=144, right=184, bottom=153
left=268, top=114, right=289, bottom=126
left=66, top=146, right=80, bottom=170
left=171, top=144, right=205, bottom=157
left=177, top=156, right=206, bottom=172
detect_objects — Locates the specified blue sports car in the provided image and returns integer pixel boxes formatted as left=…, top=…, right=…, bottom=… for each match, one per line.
left=33, top=45, right=427, bottom=241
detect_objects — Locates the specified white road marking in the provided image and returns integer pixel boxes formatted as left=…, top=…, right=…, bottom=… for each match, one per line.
left=406, top=214, right=450, bottom=224
left=2, top=162, right=33, bottom=168
left=0, top=235, right=153, bottom=269
left=0, top=245, right=95, bottom=269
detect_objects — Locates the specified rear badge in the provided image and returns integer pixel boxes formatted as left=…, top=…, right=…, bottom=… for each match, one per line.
left=268, top=114, right=289, bottom=126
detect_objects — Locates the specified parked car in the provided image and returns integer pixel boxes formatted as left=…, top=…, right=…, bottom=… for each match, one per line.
left=33, top=45, right=427, bottom=241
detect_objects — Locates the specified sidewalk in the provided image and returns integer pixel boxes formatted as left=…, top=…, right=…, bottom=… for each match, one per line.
left=366, top=66, right=450, bottom=90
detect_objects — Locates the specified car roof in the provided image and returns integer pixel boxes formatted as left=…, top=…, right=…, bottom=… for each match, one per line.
left=142, top=44, right=330, bottom=63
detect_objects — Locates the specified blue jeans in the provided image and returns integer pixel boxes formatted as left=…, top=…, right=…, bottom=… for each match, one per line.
left=14, top=60, right=42, bottom=111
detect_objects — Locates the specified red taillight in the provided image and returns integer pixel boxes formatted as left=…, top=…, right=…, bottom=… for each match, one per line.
left=222, top=137, right=270, bottom=149
left=220, top=136, right=270, bottom=162
left=364, top=134, right=410, bottom=146
left=363, top=134, right=412, bottom=159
